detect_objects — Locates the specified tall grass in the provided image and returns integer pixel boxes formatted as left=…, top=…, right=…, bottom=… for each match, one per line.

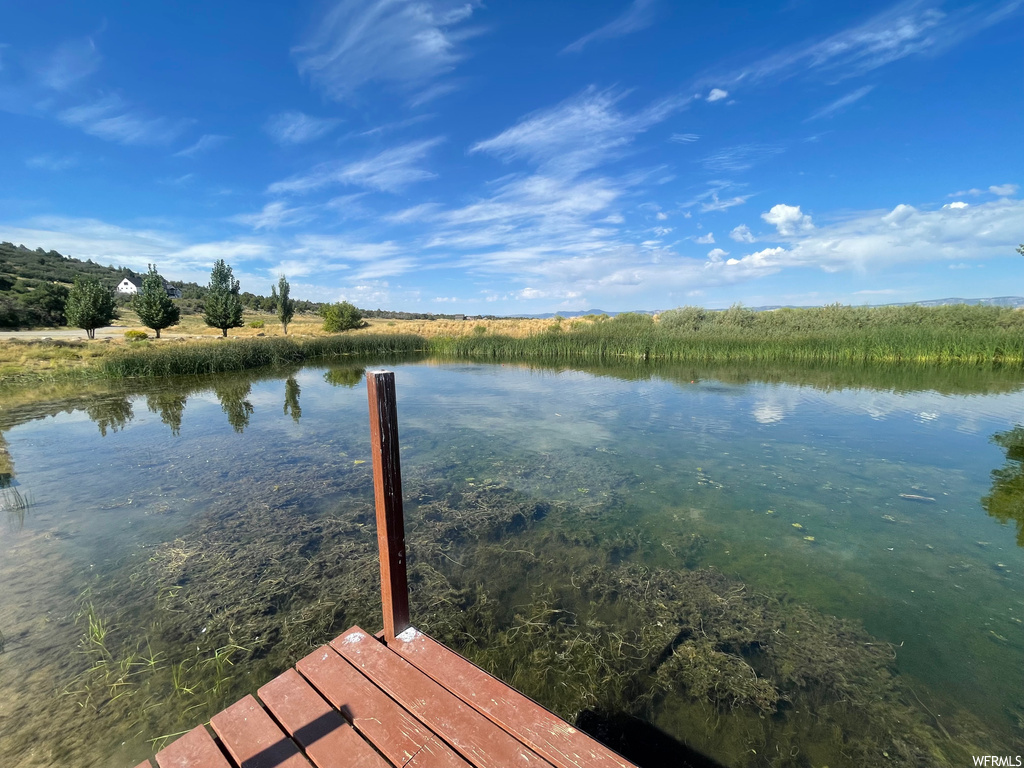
left=102, top=335, right=426, bottom=377
left=431, top=305, right=1024, bottom=367
left=96, top=305, right=1024, bottom=377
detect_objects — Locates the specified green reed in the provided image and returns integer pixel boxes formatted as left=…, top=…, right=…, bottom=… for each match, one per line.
left=101, top=334, right=426, bottom=377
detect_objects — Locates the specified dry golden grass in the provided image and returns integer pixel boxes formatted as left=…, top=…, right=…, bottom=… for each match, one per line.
left=0, top=312, right=564, bottom=383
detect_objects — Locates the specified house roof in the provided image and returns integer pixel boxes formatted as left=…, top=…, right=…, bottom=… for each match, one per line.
left=120, top=275, right=144, bottom=287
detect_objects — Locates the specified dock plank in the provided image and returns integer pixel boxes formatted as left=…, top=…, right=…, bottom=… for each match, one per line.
left=331, top=627, right=553, bottom=768
left=258, top=668, right=388, bottom=768
left=389, top=628, right=636, bottom=768
left=155, top=725, right=231, bottom=768
left=210, top=695, right=311, bottom=768
left=296, top=644, right=469, bottom=768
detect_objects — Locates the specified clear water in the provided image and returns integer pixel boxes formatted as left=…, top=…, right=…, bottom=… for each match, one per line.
left=1, top=361, right=1022, bottom=767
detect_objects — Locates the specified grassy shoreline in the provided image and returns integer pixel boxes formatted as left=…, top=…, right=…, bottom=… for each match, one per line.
left=2, top=305, right=1023, bottom=384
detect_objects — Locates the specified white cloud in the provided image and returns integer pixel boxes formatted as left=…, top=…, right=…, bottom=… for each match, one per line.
left=268, top=138, right=442, bottom=194
left=706, top=88, right=728, bottom=102
left=656, top=212, right=668, bottom=220
left=231, top=201, right=314, bottom=230
left=175, top=133, right=228, bottom=157
left=293, top=0, right=482, bottom=104
left=707, top=248, right=729, bottom=261
left=711, top=198, right=1024, bottom=280
left=701, top=143, right=783, bottom=173
left=670, top=133, right=699, bottom=143
left=730, top=224, right=755, bottom=243
left=989, top=183, right=1019, bottom=196
left=701, top=192, right=752, bottom=212
left=762, top=204, right=813, bottom=235
left=471, top=86, right=683, bottom=178
left=265, top=111, right=342, bottom=145
left=942, top=201, right=969, bottom=210
left=59, top=96, right=191, bottom=146
left=806, top=85, right=874, bottom=121
left=37, top=38, right=101, bottom=91
left=562, top=0, right=657, bottom=54
left=706, top=0, right=1022, bottom=89
left=25, top=153, right=78, bottom=171
left=694, top=232, right=715, bottom=244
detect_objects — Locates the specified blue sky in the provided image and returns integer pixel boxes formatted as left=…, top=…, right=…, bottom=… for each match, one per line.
left=1, top=0, right=1021, bottom=313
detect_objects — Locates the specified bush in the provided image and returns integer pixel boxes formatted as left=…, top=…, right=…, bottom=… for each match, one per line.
left=321, top=301, right=363, bottom=333
left=124, top=330, right=149, bottom=341
left=248, top=320, right=265, bottom=329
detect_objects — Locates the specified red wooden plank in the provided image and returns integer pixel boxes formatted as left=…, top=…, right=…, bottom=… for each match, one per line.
left=331, top=627, right=553, bottom=768
left=366, top=370, right=411, bottom=642
left=258, top=668, right=388, bottom=768
left=389, top=628, right=637, bottom=768
left=296, top=644, right=469, bottom=768
left=134, top=761, right=156, bottom=768
left=155, top=725, right=232, bottom=768
left=210, top=695, right=311, bottom=768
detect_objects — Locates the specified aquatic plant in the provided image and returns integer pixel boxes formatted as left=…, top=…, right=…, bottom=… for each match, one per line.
left=1, top=484, right=32, bottom=531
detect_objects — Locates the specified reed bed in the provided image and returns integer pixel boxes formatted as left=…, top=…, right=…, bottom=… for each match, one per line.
left=101, top=335, right=425, bottom=377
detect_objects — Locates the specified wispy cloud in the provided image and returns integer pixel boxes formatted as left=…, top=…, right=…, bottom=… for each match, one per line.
left=701, top=143, right=783, bottom=173
left=705, top=88, right=729, bottom=102
left=25, top=153, right=78, bottom=171
left=59, top=96, right=191, bottom=146
left=265, top=111, right=342, bottom=145
left=703, top=0, right=1023, bottom=90
left=988, top=183, right=1019, bottom=196
left=670, top=133, right=699, bottom=143
left=37, top=38, right=101, bottom=91
left=231, top=201, right=315, bottom=230
left=730, top=224, right=755, bottom=243
left=293, top=0, right=482, bottom=104
left=806, top=85, right=874, bottom=121
left=471, top=86, right=684, bottom=178
left=175, top=133, right=229, bottom=157
left=268, top=138, right=443, bottom=195
left=562, top=0, right=657, bottom=54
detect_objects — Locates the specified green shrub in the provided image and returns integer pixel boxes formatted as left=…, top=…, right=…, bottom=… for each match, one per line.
left=124, top=330, right=148, bottom=341
left=248, top=320, right=265, bottom=329
left=321, top=301, right=363, bottom=333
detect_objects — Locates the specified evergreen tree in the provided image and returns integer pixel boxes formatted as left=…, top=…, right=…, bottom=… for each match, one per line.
left=65, top=276, right=117, bottom=339
left=203, top=259, right=244, bottom=337
left=133, top=264, right=180, bottom=338
left=277, top=274, right=295, bottom=335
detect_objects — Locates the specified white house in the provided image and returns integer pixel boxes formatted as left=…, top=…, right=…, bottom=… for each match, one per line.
left=115, top=275, right=182, bottom=298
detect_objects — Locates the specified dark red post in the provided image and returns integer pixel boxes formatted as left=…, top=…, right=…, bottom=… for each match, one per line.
left=366, top=370, right=411, bottom=642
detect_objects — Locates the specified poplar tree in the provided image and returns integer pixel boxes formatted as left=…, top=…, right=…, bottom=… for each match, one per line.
left=203, top=259, right=244, bottom=337
left=133, top=264, right=179, bottom=338
left=277, top=274, right=295, bottom=335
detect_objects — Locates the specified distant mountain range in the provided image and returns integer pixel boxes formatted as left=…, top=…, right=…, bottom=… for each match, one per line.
left=516, top=297, right=1024, bottom=319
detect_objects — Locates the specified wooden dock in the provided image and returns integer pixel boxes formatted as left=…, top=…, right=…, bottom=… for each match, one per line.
left=135, top=372, right=639, bottom=768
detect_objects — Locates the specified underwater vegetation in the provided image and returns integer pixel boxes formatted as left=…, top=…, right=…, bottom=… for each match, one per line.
left=1, top=484, right=32, bottom=531
left=10, top=455, right=1008, bottom=768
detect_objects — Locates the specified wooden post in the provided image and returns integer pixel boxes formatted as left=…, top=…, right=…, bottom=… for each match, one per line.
left=366, top=370, right=411, bottom=642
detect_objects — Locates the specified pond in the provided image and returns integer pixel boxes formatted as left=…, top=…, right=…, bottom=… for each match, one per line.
left=1, top=359, right=1022, bottom=767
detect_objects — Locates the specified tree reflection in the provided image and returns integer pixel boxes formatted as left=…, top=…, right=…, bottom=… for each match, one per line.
left=86, top=395, right=134, bottom=437
left=213, top=381, right=255, bottom=433
left=323, top=366, right=365, bottom=388
left=982, top=426, right=1024, bottom=547
left=0, top=432, right=13, bottom=489
left=146, top=391, right=188, bottom=436
left=283, top=377, right=302, bottom=423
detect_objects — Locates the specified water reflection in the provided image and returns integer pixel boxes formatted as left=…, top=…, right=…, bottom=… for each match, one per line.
left=146, top=390, right=188, bottom=436
left=983, top=426, right=1024, bottom=546
left=0, top=432, right=12, bottom=488
left=85, top=394, right=133, bottom=437
left=213, top=380, right=255, bottom=433
left=283, top=376, right=301, bottom=423
left=323, top=365, right=366, bottom=388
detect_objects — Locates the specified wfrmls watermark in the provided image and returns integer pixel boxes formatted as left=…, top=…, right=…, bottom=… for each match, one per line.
left=972, top=757, right=1023, bottom=767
